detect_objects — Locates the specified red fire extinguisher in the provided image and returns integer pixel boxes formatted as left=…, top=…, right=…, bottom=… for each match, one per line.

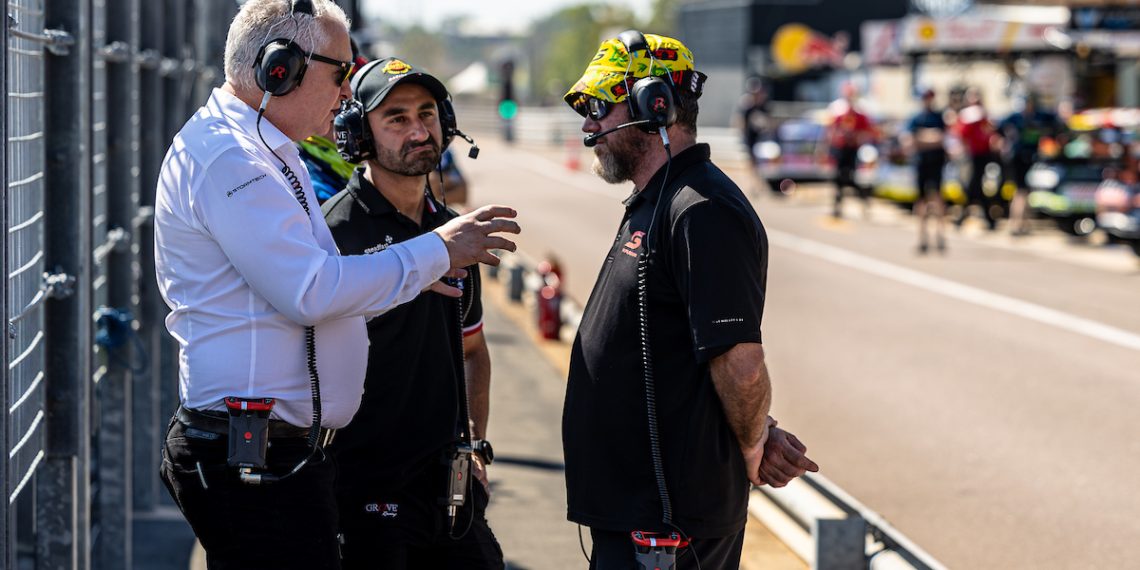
left=536, top=260, right=563, bottom=340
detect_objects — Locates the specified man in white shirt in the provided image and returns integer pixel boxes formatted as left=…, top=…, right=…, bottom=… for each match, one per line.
left=154, top=2, right=518, bottom=568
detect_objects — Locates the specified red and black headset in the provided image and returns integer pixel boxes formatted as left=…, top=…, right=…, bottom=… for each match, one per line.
left=252, top=0, right=314, bottom=97
left=617, top=30, right=678, bottom=133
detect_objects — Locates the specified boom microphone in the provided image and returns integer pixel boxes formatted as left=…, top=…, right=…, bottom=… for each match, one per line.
left=582, top=120, right=653, bottom=147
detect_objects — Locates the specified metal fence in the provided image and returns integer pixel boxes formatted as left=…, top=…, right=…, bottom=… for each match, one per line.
left=0, top=0, right=266, bottom=568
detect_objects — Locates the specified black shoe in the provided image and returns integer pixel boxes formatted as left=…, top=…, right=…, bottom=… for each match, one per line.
left=917, top=242, right=929, bottom=254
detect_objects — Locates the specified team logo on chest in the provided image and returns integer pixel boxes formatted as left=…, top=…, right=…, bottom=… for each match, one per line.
left=363, top=235, right=395, bottom=254
left=622, top=231, right=645, bottom=258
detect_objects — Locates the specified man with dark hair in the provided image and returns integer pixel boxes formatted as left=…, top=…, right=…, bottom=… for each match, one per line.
left=563, top=32, right=819, bottom=569
left=322, top=58, right=503, bottom=569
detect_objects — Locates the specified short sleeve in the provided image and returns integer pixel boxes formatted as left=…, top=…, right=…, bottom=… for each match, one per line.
left=461, top=264, right=484, bottom=336
left=669, top=199, right=768, bottom=362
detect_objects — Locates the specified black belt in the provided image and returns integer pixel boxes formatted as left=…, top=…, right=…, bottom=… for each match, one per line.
left=176, top=406, right=336, bottom=446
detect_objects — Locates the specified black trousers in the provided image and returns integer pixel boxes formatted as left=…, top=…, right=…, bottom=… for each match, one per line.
left=337, top=460, right=504, bottom=570
left=159, top=417, right=341, bottom=569
left=588, top=527, right=745, bottom=570
left=833, top=147, right=867, bottom=213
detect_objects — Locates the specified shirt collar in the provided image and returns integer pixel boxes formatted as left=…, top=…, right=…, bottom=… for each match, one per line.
left=622, top=143, right=711, bottom=209
left=346, top=169, right=448, bottom=226
left=209, top=88, right=293, bottom=154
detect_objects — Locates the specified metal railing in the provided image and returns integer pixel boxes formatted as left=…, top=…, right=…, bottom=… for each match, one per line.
left=750, top=473, right=948, bottom=570
left=1, top=0, right=242, bottom=568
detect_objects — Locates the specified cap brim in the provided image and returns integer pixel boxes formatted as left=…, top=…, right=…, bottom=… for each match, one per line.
left=361, top=72, right=449, bottom=113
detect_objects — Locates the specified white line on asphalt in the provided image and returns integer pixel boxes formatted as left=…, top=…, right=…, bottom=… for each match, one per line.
left=512, top=148, right=629, bottom=200
left=768, top=228, right=1140, bottom=352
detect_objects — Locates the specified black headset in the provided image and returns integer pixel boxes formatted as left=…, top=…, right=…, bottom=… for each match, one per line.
left=333, top=59, right=467, bottom=163
left=616, top=30, right=678, bottom=133
left=252, top=0, right=314, bottom=96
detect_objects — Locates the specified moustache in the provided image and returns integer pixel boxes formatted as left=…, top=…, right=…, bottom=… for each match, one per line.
left=403, top=138, right=440, bottom=156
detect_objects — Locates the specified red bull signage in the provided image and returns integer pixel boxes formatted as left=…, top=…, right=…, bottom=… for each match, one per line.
left=771, top=23, right=849, bottom=74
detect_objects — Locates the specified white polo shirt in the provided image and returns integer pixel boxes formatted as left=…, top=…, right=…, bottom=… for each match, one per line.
left=154, top=88, right=450, bottom=428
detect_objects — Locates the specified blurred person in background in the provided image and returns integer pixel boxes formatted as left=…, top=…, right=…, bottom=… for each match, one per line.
left=901, top=87, right=948, bottom=254
left=735, top=76, right=771, bottom=195
left=999, top=94, right=1061, bottom=236
left=299, top=38, right=368, bottom=203
left=563, top=31, right=819, bottom=569
left=323, top=58, right=503, bottom=569
left=953, top=87, right=999, bottom=231
left=827, top=82, right=876, bottom=219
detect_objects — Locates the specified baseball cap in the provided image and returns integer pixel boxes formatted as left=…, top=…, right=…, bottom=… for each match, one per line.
left=564, top=33, right=706, bottom=115
left=351, top=57, right=448, bottom=113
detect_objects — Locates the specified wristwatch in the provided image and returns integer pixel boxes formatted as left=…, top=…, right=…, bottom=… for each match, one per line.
left=472, top=439, right=494, bottom=465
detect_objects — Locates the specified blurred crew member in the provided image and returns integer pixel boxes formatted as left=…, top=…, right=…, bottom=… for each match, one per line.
left=902, top=88, right=948, bottom=253
left=323, top=58, right=503, bottom=569
left=953, top=87, right=999, bottom=230
left=153, top=2, right=519, bottom=567
left=827, top=82, right=876, bottom=218
left=735, top=77, right=771, bottom=195
left=999, top=94, right=1060, bottom=236
left=563, top=32, right=819, bottom=569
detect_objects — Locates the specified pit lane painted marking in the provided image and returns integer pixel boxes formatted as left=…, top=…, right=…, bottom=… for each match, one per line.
left=769, top=228, right=1140, bottom=352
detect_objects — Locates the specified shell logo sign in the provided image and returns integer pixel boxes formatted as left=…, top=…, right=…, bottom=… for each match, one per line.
left=771, top=23, right=846, bottom=75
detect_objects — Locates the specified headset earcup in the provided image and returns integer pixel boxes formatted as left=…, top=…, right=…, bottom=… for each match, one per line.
left=254, top=40, right=307, bottom=96
left=631, top=76, right=676, bottom=131
left=333, top=100, right=375, bottom=163
left=438, top=98, right=458, bottom=151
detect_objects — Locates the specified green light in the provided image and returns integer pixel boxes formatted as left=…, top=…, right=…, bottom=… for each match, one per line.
left=498, top=99, right=518, bottom=120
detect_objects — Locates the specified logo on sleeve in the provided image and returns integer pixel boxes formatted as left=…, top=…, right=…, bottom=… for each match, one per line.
left=622, top=231, right=645, bottom=258
left=226, top=174, right=267, bottom=198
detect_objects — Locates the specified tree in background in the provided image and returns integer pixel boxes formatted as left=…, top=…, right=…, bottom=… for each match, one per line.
left=645, top=0, right=684, bottom=36
left=395, top=25, right=445, bottom=73
left=526, top=4, right=636, bottom=105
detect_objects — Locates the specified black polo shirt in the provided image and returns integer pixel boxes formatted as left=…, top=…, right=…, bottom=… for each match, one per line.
left=562, top=144, right=768, bottom=538
left=322, top=169, right=482, bottom=493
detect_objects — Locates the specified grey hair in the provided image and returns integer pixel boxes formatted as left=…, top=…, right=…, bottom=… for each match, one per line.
left=224, top=0, right=350, bottom=92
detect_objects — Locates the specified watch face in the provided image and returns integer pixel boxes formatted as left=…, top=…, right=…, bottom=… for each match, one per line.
left=477, top=440, right=494, bottom=463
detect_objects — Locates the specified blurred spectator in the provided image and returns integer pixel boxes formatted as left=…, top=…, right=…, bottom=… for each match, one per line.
left=902, top=88, right=948, bottom=254
left=953, top=87, right=999, bottom=231
left=735, top=77, right=771, bottom=194
left=299, top=123, right=358, bottom=203
left=827, top=82, right=876, bottom=219
left=999, top=95, right=1061, bottom=236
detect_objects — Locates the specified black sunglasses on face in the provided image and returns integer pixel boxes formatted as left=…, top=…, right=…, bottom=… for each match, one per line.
left=308, top=51, right=355, bottom=86
left=575, top=97, right=613, bottom=121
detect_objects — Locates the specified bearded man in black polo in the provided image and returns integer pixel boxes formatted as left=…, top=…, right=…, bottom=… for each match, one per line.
left=322, top=58, right=503, bottom=569
left=562, top=33, right=820, bottom=569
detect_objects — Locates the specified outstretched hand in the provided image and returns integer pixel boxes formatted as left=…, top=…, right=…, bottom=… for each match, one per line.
left=433, top=205, right=520, bottom=268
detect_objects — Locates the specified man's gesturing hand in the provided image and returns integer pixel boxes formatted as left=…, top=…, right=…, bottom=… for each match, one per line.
left=433, top=205, right=520, bottom=268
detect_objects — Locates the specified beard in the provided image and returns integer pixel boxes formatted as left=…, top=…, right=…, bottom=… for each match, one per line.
left=375, top=137, right=441, bottom=177
left=591, top=128, right=649, bottom=184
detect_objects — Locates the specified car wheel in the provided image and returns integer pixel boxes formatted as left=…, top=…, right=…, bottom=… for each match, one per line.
left=1130, top=240, right=1140, bottom=258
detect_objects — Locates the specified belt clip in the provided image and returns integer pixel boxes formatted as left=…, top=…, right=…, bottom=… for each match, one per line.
left=223, top=397, right=275, bottom=471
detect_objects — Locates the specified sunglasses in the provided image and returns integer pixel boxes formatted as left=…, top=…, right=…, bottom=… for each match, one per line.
left=575, top=97, right=613, bottom=121
left=308, top=51, right=355, bottom=86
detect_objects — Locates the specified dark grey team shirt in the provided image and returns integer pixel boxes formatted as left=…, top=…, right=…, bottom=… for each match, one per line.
left=562, top=144, right=768, bottom=537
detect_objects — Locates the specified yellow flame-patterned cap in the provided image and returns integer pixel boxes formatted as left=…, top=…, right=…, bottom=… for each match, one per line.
left=564, top=33, right=706, bottom=116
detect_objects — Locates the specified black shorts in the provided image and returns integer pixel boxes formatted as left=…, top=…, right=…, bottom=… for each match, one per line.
left=337, top=459, right=504, bottom=570
left=916, top=158, right=945, bottom=198
left=1010, top=157, right=1034, bottom=192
